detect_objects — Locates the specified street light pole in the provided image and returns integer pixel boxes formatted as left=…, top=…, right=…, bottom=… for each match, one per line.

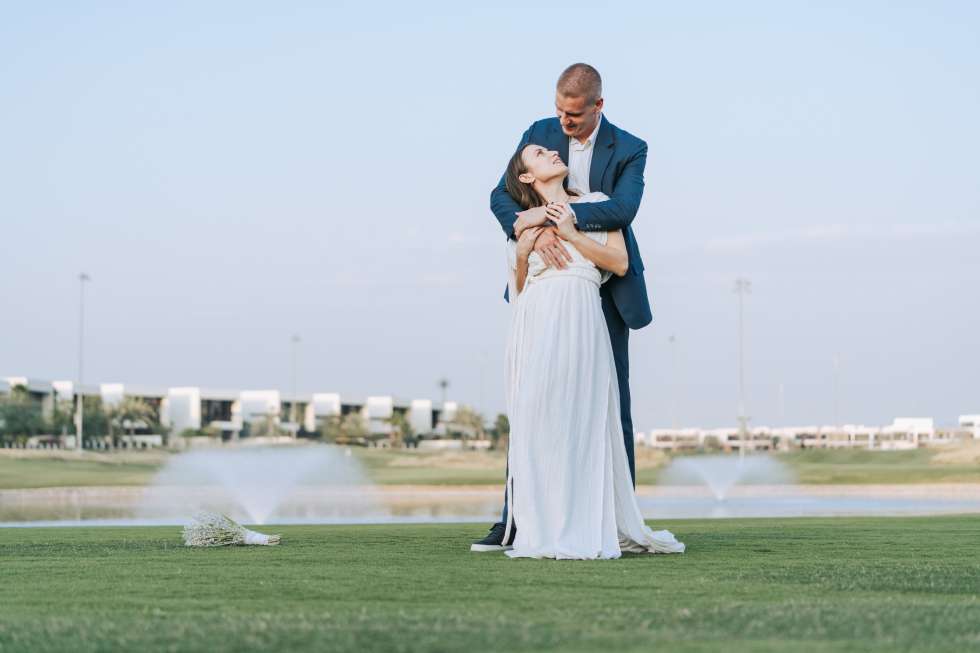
left=478, top=350, right=487, bottom=415
left=76, top=273, right=91, bottom=451
left=438, top=378, right=449, bottom=407
left=290, top=334, right=301, bottom=433
left=778, top=382, right=786, bottom=425
left=833, top=353, right=840, bottom=426
left=734, top=278, right=752, bottom=454
left=668, top=335, right=678, bottom=430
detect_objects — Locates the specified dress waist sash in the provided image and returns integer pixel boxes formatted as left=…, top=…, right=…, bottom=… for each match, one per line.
left=525, top=268, right=600, bottom=288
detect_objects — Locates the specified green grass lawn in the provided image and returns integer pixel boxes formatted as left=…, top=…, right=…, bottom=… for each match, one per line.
left=774, top=448, right=980, bottom=485
left=350, top=447, right=506, bottom=485
left=0, top=516, right=977, bottom=652
left=0, top=455, right=161, bottom=489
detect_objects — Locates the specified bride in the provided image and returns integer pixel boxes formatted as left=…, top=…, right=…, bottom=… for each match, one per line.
left=502, top=143, right=685, bottom=559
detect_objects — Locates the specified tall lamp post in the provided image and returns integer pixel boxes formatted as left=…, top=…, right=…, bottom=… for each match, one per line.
left=734, top=278, right=752, bottom=455
left=668, top=335, right=678, bottom=430
left=833, top=353, right=841, bottom=426
left=778, top=382, right=786, bottom=425
left=438, top=378, right=449, bottom=407
left=75, top=273, right=91, bottom=451
left=290, top=334, right=301, bottom=432
left=478, top=350, right=488, bottom=415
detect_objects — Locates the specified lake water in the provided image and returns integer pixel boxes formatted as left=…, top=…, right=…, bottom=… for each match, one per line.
left=2, top=484, right=979, bottom=527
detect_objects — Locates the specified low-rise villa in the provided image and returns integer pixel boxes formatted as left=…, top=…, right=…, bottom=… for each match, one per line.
left=2, top=375, right=977, bottom=452
left=0, top=375, right=458, bottom=449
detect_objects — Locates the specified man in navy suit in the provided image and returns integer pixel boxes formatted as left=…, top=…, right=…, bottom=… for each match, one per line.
left=472, top=63, right=653, bottom=552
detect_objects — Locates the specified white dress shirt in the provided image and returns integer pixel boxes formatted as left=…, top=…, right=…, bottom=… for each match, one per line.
left=566, top=114, right=603, bottom=195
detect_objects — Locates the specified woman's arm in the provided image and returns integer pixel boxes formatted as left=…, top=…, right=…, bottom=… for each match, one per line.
left=515, top=253, right=530, bottom=293
left=514, top=227, right=543, bottom=293
left=551, top=206, right=628, bottom=276
left=569, top=229, right=628, bottom=277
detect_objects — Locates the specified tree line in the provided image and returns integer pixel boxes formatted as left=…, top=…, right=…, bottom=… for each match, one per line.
left=1, top=384, right=512, bottom=450
left=0, top=385, right=161, bottom=447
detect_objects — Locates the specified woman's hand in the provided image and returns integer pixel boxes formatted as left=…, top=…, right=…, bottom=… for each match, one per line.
left=548, top=203, right=578, bottom=241
left=516, top=226, right=543, bottom=259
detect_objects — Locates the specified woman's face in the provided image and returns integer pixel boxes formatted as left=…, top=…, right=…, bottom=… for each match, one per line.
left=520, top=144, right=567, bottom=184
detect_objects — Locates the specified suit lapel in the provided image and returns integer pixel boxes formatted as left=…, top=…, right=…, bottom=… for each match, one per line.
left=589, top=116, right=615, bottom=193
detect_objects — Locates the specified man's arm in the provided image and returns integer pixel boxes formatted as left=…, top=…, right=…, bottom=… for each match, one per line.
left=490, top=127, right=532, bottom=240
left=564, top=142, right=647, bottom=232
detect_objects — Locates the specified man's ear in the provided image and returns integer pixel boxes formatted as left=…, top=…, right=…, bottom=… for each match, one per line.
left=594, top=98, right=604, bottom=113
left=518, top=173, right=534, bottom=184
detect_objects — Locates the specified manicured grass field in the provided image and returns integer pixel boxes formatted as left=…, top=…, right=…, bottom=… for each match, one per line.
left=774, top=447, right=980, bottom=484
left=1, top=516, right=978, bottom=652
left=0, top=454, right=161, bottom=489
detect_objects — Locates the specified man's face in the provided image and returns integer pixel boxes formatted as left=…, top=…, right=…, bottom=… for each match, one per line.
left=555, top=93, right=603, bottom=140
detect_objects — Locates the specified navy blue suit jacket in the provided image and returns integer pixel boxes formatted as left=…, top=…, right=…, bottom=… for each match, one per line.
left=489, top=115, right=653, bottom=329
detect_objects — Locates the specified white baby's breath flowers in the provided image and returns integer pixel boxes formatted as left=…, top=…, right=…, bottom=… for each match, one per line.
left=182, top=512, right=281, bottom=547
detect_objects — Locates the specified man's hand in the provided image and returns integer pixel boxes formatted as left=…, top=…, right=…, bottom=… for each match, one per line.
left=514, top=206, right=550, bottom=238
left=533, top=227, right=573, bottom=269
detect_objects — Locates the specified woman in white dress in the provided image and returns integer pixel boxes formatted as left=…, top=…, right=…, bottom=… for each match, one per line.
left=502, top=143, right=685, bottom=560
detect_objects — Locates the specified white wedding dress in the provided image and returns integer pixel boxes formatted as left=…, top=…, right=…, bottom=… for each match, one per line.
left=503, top=192, right=685, bottom=560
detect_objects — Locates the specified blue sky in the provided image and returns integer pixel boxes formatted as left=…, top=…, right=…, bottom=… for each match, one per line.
left=2, top=1, right=978, bottom=428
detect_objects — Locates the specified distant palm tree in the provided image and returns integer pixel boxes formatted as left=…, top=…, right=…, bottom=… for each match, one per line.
left=388, top=412, right=412, bottom=447
left=319, top=415, right=342, bottom=443
left=80, top=397, right=109, bottom=445
left=107, top=397, right=159, bottom=446
left=492, top=413, right=510, bottom=450
left=338, top=412, right=369, bottom=445
left=49, top=397, right=76, bottom=438
left=0, top=385, right=44, bottom=442
left=451, top=406, right=485, bottom=444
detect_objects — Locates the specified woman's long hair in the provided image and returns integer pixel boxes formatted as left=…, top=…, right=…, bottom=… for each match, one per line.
left=504, top=144, right=578, bottom=210
left=504, top=145, right=547, bottom=210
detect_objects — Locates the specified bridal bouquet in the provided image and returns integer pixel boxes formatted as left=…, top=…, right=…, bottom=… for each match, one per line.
left=182, top=512, right=281, bottom=547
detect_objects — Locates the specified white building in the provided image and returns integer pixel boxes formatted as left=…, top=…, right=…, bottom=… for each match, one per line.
left=634, top=414, right=980, bottom=452
left=160, top=387, right=202, bottom=434
left=362, top=396, right=394, bottom=435
left=52, top=380, right=74, bottom=402
left=1, top=374, right=468, bottom=448
left=304, top=393, right=342, bottom=432
left=959, top=415, right=980, bottom=439
left=238, top=390, right=281, bottom=423
left=409, top=399, right=434, bottom=435
left=100, top=383, right=125, bottom=408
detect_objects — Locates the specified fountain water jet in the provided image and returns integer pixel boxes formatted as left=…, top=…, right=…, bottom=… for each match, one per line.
left=138, top=445, right=382, bottom=524
left=658, top=453, right=795, bottom=500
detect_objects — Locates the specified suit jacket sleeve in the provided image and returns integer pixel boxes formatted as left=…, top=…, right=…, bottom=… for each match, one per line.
left=570, top=141, right=647, bottom=232
left=490, top=125, right=534, bottom=240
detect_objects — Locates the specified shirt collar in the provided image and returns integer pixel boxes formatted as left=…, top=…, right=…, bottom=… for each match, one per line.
left=570, top=114, right=603, bottom=150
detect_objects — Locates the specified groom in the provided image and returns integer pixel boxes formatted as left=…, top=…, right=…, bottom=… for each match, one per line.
left=472, top=63, right=653, bottom=552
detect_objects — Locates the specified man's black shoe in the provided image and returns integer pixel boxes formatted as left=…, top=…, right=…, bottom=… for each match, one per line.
left=470, top=521, right=515, bottom=552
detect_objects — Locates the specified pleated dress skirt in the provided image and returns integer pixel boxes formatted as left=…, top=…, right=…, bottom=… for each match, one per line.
left=504, top=270, right=685, bottom=560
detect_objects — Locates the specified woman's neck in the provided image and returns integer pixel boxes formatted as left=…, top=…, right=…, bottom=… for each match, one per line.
left=534, top=178, right=570, bottom=204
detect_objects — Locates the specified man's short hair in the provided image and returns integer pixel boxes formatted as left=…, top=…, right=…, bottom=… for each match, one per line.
left=556, top=63, right=602, bottom=104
